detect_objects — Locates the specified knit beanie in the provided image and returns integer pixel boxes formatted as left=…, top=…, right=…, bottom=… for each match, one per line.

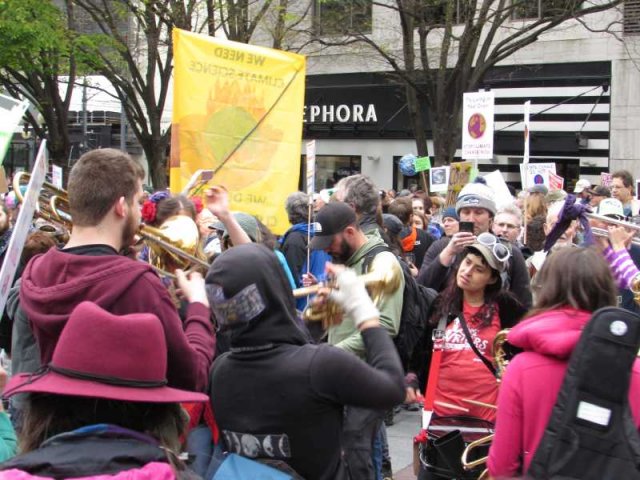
left=441, top=207, right=459, bottom=222
left=455, top=183, right=496, bottom=216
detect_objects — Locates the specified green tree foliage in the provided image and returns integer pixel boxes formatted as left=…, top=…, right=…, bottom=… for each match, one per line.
left=0, top=0, right=82, bottom=164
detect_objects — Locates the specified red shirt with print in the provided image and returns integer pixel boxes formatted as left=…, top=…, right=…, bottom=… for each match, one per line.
left=434, top=301, right=500, bottom=422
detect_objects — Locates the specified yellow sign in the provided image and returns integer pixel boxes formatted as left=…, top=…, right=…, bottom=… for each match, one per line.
left=171, top=29, right=306, bottom=234
left=445, top=161, right=474, bottom=206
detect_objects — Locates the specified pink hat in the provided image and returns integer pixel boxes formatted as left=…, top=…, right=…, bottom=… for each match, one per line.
left=4, top=302, right=208, bottom=403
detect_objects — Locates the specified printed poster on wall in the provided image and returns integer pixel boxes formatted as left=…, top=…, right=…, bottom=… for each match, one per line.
left=462, top=91, right=495, bottom=160
left=170, top=29, right=306, bottom=234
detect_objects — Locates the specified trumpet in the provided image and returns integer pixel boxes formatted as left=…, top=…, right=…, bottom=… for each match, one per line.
left=292, top=253, right=403, bottom=327
left=591, top=227, right=640, bottom=247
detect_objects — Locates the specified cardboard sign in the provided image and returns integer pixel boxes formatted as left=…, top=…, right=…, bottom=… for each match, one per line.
left=0, top=141, right=48, bottom=314
left=446, top=161, right=474, bottom=206
left=601, top=172, right=613, bottom=187
left=462, top=91, right=495, bottom=160
left=0, top=167, right=8, bottom=194
left=429, top=166, right=450, bottom=194
left=414, top=156, right=431, bottom=172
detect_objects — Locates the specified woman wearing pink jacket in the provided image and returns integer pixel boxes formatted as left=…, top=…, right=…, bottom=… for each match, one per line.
left=488, top=247, right=640, bottom=478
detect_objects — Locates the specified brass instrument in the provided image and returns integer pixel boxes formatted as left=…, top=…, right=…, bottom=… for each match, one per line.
left=457, top=328, right=511, bottom=479
left=14, top=172, right=72, bottom=231
left=591, top=226, right=640, bottom=247
left=292, top=253, right=403, bottom=327
left=139, top=215, right=209, bottom=277
left=493, top=329, right=511, bottom=382
left=13, top=174, right=209, bottom=276
left=461, top=435, right=493, bottom=480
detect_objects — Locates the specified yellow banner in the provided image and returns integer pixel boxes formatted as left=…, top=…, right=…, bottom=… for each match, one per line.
left=171, top=29, right=306, bottom=234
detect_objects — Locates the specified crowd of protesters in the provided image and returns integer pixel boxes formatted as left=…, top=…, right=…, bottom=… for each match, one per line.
left=0, top=148, right=635, bottom=479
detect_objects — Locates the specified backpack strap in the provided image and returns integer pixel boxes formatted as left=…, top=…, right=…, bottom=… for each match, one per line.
left=458, top=313, right=497, bottom=377
left=361, top=244, right=391, bottom=275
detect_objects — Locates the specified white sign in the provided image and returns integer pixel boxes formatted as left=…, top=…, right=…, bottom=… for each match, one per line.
left=305, top=140, right=316, bottom=195
left=483, top=170, right=514, bottom=209
left=429, top=166, right=450, bottom=193
left=0, top=141, right=48, bottom=314
left=51, top=164, right=63, bottom=189
left=519, top=163, right=556, bottom=189
left=462, top=91, right=495, bottom=160
left=0, top=94, right=29, bottom=166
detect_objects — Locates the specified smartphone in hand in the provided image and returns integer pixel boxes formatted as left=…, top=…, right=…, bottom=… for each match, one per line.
left=458, top=221, right=474, bottom=233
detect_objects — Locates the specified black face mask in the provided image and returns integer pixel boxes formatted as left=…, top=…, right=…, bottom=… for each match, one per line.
left=205, top=243, right=309, bottom=351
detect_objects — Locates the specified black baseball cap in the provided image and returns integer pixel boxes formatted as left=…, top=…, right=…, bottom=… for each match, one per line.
left=588, top=185, right=611, bottom=198
left=310, top=202, right=357, bottom=250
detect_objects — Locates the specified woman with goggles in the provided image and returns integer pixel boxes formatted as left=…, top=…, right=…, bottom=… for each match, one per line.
left=406, top=233, right=525, bottom=422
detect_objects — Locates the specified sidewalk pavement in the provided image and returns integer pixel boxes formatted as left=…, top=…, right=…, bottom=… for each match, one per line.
left=387, top=408, right=420, bottom=480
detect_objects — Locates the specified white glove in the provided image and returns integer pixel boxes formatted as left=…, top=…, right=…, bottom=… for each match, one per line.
left=329, top=268, right=379, bottom=328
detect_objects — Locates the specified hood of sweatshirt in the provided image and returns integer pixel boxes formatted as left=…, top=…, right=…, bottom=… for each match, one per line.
left=507, top=307, right=592, bottom=360
left=20, top=248, right=154, bottom=356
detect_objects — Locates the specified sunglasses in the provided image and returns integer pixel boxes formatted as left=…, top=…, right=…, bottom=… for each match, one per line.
left=477, top=232, right=511, bottom=263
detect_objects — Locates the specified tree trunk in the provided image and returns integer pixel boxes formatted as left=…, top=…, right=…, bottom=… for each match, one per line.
left=406, top=84, right=429, bottom=157
left=143, top=136, right=169, bottom=190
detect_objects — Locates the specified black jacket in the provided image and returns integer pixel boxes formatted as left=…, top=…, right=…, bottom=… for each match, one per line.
left=417, top=236, right=533, bottom=309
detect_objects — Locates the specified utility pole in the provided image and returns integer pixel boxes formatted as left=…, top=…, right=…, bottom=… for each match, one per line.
left=82, top=77, right=88, bottom=153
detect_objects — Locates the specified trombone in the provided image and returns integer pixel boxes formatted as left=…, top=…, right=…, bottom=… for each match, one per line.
left=12, top=173, right=210, bottom=276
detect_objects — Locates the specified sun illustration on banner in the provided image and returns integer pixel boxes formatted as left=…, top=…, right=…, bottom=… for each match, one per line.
left=467, top=113, right=487, bottom=139
left=171, top=80, right=283, bottom=191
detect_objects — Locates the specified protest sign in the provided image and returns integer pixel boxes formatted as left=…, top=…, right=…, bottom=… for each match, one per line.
left=462, top=92, right=494, bottom=160
left=170, top=29, right=306, bottom=234
left=0, top=141, right=48, bottom=314
left=519, top=163, right=556, bottom=189
left=429, top=166, right=449, bottom=194
left=549, top=171, right=564, bottom=191
left=0, top=94, right=29, bottom=166
left=446, top=161, right=474, bottom=206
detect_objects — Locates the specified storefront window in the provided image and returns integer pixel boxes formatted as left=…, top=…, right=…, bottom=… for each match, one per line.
left=299, top=155, right=361, bottom=191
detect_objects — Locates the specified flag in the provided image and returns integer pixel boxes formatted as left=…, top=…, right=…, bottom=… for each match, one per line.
left=171, top=29, right=306, bottom=234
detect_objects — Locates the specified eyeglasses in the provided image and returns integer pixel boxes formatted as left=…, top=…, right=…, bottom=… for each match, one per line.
left=476, top=232, right=511, bottom=263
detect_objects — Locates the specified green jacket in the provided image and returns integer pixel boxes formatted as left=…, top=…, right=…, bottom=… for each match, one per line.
left=328, top=230, right=404, bottom=360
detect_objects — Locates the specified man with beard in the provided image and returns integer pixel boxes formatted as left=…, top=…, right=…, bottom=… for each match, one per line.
left=11, top=149, right=215, bottom=399
left=311, top=201, right=404, bottom=480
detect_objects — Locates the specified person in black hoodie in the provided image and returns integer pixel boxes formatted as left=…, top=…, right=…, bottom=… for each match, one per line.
left=206, top=243, right=405, bottom=480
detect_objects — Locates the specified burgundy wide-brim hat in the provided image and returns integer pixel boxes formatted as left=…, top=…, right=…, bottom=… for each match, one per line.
left=4, top=302, right=208, bottom=404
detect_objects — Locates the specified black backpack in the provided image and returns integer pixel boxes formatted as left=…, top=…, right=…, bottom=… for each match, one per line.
left=363, top=245, right=437, bottom=370
left=527, top=307, right=640, bottom=479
